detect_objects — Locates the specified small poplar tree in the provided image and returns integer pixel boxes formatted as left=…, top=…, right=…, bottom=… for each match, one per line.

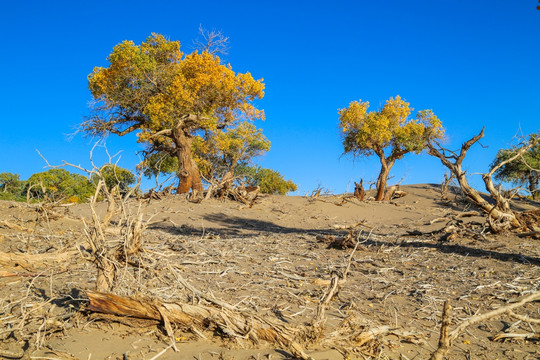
left=339, top=96, right=444, bottom=201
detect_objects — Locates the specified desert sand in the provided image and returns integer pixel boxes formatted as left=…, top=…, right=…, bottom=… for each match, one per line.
left=0, top=184, right=539, bottom=359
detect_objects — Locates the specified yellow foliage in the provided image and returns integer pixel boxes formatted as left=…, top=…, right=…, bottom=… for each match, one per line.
left=192, top=121, right=271, bottom=178
left=87, top=33, right=265, bottom=140
left=338, top=95, right=444, bottom=159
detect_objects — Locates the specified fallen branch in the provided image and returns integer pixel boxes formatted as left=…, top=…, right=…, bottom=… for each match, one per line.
left=0, top=220, right=33, bottom=233
left=492, top=332, right=540, bottom=342
left=508, top=310, right=540, bottom=324
left=430, top=291, right=540, bottom=360
left=0, top=251, right=75, bottom=271
left=429, top=301, right=452, bottom=360
left=85, top=290, right=313, bottom=360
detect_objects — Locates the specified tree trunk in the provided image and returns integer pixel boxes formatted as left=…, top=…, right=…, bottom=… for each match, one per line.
left=85, top=290, right=312, bottom=360
left=375, top=171, right=387, bottom=201
left=375, top=157, right=393, bottom=201
left=173, top=126, right=203, bottom=195
left=218, top=170, right=234, bottom=199
left=529, top=175, right=539, bottom=200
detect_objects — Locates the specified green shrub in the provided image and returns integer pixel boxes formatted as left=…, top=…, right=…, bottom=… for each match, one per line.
left=237, top=165, right=297, bottom=195
left=27, top=169, right=95, bottom=203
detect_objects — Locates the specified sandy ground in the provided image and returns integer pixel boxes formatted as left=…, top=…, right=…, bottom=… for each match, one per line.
left=0, top=184, right=539, bottom=359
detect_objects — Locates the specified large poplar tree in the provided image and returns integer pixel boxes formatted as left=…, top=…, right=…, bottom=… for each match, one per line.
left=83, top=33, right=265, bottom=195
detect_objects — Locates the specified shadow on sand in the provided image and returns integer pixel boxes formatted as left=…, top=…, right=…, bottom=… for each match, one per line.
left=149, top=212, right=540, bottom=267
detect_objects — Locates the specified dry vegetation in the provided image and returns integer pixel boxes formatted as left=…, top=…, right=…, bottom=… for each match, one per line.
left=0, top=184, right=539, bottom=360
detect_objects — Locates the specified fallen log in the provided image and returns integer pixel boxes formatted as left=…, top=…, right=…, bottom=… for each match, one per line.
left=85, top=290, right=313, bottom=360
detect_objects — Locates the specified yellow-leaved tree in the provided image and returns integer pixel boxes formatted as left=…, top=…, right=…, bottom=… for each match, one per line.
left=194, top=121, right=271, bottom=189
left=339, top=96, right=444, bottom=201
left=83, top=33, right=265, bottom=195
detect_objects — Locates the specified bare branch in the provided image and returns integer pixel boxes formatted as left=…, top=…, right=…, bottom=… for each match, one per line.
left=194, top=25, right=230, bottom=55
left=487, top=137, right=537, bottom=178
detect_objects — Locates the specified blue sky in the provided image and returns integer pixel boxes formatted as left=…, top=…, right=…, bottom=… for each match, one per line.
left=1, top=0, right=539, bottom=194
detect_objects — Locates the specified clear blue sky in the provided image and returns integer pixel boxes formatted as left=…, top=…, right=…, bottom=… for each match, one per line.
left=1, top=0, right=539, bottom=194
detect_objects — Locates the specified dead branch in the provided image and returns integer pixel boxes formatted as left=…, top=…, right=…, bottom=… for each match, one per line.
left=383, top=185, right=407, bottom=201
left=0, top=220, right=33, bottom=233
left=0, top=251, right=75, bottom=271
left=428, top=128, right=522, bottom=230
left=492, top=332, right=540, bottom=342
left=440, top=172, right=455, bottom=201
left=429, top=301, right=452, bottom=360
left=430, top=291, right=540, bottom=360
left=312, top=233, right=364, bottom=329
left=508, top=310, right=540, bottom=324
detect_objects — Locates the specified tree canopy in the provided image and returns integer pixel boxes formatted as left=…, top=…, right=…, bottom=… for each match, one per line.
left=84, top=33, right=265, bottom=195
left=491, top=134, right=540, bottom=199
left=0, top=172, right=26, bottom=201
left=339, top=96, right=443, bottom=200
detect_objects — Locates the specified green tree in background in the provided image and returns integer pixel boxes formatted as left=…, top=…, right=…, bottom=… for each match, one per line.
left=237, top=165, right=297, bottom=195
left=0, top=173, right=26, bottom=201
left=94, top=165, right=137, bottom=196
left=27, top=169, right=95, bottom=203
left=491, top=133, right=540, bottom=199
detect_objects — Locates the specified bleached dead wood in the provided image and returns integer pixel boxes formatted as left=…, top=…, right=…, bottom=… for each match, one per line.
left=0, top=220, right=33, bottom=233
left=491, top=332, right=540, bottom=342
left=430, top=291, right=540, bottom=360
left=0, top=251, right=75, bottom=270
left=85, top=290, right=313, bottom=360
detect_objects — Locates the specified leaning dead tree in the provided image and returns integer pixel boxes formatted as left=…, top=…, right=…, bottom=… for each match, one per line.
left=427, top=127, right=538, bottom=231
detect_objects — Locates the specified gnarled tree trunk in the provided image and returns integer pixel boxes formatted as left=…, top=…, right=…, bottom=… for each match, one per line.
left=172, top=125, right=203, bottom=195
left=528, top=174, right=539, bottom=200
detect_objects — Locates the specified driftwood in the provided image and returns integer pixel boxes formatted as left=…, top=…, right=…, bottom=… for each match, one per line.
left=85, top=290, right=313, bottom=360
left=142, top=185, right=174, bottom=200
left=317, top=231, right=358, bottom=249
left=0, top=251, right=75, bottom=271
